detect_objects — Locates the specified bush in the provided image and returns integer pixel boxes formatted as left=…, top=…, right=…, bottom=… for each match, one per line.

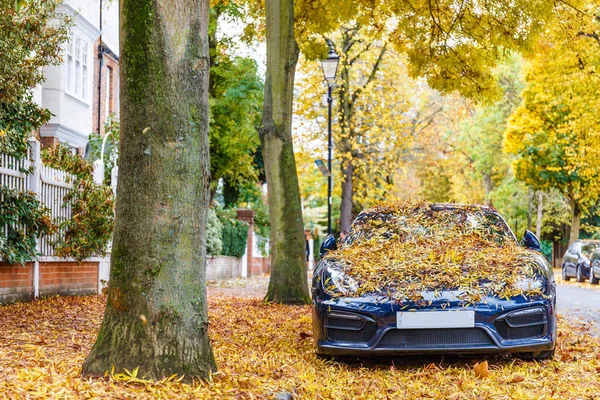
left=219, top=212, right=248, bottom=258
left=206, top=209, right=223, bottom=256
left=41, top=145, right=114, bottom=262
left=0, top=186, right=56, bottom=264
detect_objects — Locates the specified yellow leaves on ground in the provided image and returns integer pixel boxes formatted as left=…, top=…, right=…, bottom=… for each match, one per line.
left=1, top=295, right=600, bottom=399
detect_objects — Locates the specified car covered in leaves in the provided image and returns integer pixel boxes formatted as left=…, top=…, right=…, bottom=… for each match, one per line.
left=312, top=202, right=556, bottom=360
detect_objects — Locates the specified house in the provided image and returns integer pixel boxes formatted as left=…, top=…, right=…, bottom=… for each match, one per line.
left=35, top=0, right=120, bottom=153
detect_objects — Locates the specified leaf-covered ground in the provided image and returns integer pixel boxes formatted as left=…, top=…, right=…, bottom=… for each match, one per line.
left=1, top=295, right=600, bottom=399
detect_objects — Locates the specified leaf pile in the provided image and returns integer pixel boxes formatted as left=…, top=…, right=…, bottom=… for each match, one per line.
left=1, top=295, right=600, bottom=399
left=326, top=201, right=544, bottom=303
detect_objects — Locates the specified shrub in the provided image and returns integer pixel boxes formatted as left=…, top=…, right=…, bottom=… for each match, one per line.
left=206, top=209, right=223, bottom=256
left=0, top=186, right=56, bottom=264
left=218, top=211, right=248, bottom=258
left=42, top=145, right=114, bottom=262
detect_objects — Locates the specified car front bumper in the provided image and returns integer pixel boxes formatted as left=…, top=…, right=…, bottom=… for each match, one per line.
left=313, top=296, right=557, bottom=356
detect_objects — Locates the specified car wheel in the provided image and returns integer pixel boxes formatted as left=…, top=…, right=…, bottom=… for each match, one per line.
left=562, top=266, right=569, bottom=282
left=576, top=266, right=584, bottom=283
left=518, top=349, right=555, bottom=361
left=590, top=267, right=599, bottom=285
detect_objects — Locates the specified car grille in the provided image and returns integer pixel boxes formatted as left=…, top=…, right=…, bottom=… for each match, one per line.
left=494, top=307, right=547, bottom=340
left=377, top=328, right=494, bottom=348
left=325, top=312, right=377, bottom=343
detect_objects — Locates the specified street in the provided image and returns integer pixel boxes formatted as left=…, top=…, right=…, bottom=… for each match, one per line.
left=557, top=282, right=600, bottom=336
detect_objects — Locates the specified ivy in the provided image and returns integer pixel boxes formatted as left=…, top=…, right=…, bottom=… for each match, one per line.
left=0, top=186, right=56, bottom=264
left=42, top=145, right=115, bottom=262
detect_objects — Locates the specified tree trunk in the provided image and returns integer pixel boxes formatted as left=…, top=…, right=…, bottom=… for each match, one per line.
left=261, top=0, right=310, bottom=304
left=338, top=50, right=353, bottom=232
left=340, top=157, right=353, bottom=232
left=82, top=0, right=215, bottom=380
left=527, top=187, right=533, bottom=231
left=569, top=201, right=582, bottom=245
left=536, top=191, right=543, bottom=239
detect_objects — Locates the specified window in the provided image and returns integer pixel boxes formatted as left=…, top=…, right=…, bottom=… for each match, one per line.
left=65, top=34, right=89, bottom=101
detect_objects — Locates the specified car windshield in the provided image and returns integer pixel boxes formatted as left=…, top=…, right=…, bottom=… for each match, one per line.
left=345, top=207, right=515, bottom=247
left=582, top=242, right=600, bottom=257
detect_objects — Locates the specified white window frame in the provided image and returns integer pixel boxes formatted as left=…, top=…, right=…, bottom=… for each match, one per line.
left=65, top=33, right=90, bottom=103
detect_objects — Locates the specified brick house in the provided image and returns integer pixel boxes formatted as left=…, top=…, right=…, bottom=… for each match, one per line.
left=36, top=0, right=120, bottom=153
left=0, top=1, right=119, bottom=304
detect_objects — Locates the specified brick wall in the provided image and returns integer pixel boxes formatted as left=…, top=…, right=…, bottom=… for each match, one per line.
left=0, top=263, right=34, bottom=303
left=39, top=262, right=98, bottom=297
left=92, top=40, right=120, bottom=136
left=0, top=261, right=99, bottom=304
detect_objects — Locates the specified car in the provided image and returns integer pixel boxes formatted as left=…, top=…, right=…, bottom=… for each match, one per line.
left=312, top=203, right=556, bottom=360
left=587, top=245, right=600, bottom=285
left=561, top=240, right=600, bottom=283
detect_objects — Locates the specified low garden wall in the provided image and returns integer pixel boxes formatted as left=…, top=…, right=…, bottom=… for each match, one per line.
left=206, top=256, right=243, bottom=280
left=0, top=260, right=100, bottom=304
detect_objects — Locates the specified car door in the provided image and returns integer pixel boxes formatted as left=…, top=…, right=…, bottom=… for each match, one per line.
left=569, top=242, right=582, bottom=276
left=563, top=243, right=576, bottom=276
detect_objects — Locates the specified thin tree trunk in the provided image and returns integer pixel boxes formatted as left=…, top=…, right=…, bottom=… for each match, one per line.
left=340, top=157, right=353, bottom=232
left=338, top=49, right=353, bottom=232
left=527, top=187, right=533, bottom=231
left=569, top=201, right=582, bottom=245
left=83, top=0, right=215, bottom=380
left=261, top=0, right=310, bottom=304
left=536, top=191, right=543, bottom=239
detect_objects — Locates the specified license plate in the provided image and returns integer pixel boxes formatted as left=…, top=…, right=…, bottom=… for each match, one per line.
left=396, top=310, right=475, bottom=329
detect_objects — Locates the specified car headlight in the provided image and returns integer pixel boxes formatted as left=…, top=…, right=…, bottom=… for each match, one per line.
left=512, top=276, right=544, bottom=291
left=322, top=263, right=358, bottom=296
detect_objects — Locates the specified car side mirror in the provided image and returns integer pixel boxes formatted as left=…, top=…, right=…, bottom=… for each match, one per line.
left=319, top=234, right=338, bottom=258
left=522, top=230, right=541, bottom=252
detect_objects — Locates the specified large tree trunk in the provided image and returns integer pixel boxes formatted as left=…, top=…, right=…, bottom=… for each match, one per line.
left=261, top=0, right=310, bottom=304
left=82, top=0, right=215, bottom=380
left=569, top=201, right=582, bottom=245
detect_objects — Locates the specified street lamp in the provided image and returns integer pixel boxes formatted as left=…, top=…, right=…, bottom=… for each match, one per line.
left=320, top=42, right=339, bottom=235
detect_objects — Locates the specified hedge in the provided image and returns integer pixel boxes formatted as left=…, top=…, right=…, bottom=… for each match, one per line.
left=220, top=217, right=248, bottom=258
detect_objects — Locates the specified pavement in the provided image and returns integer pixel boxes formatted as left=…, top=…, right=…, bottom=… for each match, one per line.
left=556, top=282, right=600, bottom=336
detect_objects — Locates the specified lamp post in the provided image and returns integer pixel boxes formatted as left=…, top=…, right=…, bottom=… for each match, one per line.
left=320, top=43, right=339, bottom=235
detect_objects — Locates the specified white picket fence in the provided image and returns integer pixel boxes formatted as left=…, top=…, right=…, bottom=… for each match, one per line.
left=1, top=138, right=113, bottom=296
left=1, top=138, right=76, bottom=257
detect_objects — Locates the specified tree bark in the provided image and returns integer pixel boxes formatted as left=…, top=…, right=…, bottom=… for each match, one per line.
left=82, top=0, right=216, bottom=380
left=536, top=191, right=543, bottom=239
left=261, top=0, right=310, bottom=304
left=527, top=187, right=533, bottom=231
left=340, top=158, right=353, bottom=232
left=338, top=42, right=353, bottom=232
left=569, top=201, right=582, bottom=245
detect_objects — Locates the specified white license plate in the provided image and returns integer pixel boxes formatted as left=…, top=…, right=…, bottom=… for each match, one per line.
left=396, top=311, right=475, bottom=329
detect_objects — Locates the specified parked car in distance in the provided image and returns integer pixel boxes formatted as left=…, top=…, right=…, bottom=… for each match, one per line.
left=561, top=240, right=600, bottom=283
left=312, top=203, right=556, bottom=360
left=588, top=245, right=600, bottom=285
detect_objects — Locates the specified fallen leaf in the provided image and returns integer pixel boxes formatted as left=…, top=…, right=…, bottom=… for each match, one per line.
left=473, top=360, right=491, bottom=378
left=510, top=375, right=525, bottom=383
